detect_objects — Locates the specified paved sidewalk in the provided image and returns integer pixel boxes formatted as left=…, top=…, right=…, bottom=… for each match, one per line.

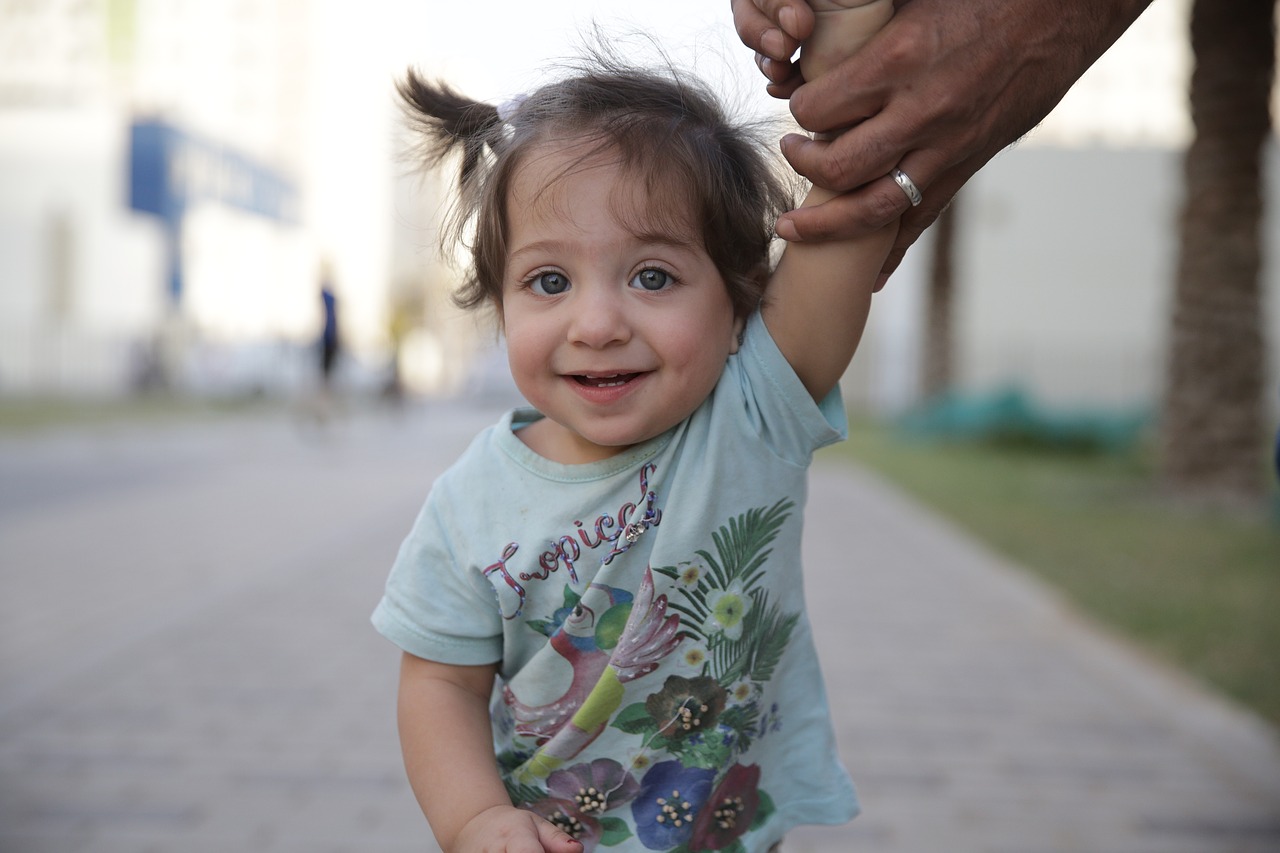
left=1, top=406, right=1278, bottom=852
left=791, top=460, right=1280, bottom=853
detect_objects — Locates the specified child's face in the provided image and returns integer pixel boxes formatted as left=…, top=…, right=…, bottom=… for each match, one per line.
left=499, top=142, right=744, bottom=465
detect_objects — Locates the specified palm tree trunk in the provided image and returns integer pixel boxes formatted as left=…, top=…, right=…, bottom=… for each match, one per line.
left=922, top=198, right=958, bottom=399
left=1161, top=0, right=1274, bottom=504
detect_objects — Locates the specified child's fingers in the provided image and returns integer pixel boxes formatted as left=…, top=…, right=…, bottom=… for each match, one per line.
left=535, top=818, right=583, bottom=853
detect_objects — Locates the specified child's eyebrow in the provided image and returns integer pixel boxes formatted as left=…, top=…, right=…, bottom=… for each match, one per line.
left=506, top=239, right=566, bottom=263
left=506, top=231, right=702, bottom=266
left=627, top=228, right=701, bottom=252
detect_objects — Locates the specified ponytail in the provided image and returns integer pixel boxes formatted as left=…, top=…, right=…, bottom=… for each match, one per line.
left=396, top=69, right=504, bottom=190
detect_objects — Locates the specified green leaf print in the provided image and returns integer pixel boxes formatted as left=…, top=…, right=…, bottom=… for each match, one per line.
left=611, top=702, right=657, bottom=736
left=501, top=777, right=546, bottom=807
left=711, top=600, right=798, bottom=687
left=670, top=727, right=733, bottom=769
left=706, top=498, right=793, bottom=589
left=659, top=500, right=794, bottom=648
left=744, top=605, right=798, bottom=685
left=717, top=704, right=759, bottom=754
left=749, top=790, right=776, bottom=830
left=527, top=586, right=582, bottom=637
left=598, top=816, right=632, bottom=846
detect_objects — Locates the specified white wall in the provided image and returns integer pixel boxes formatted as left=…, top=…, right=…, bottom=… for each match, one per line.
left=847, top=143, right=1280, bottom=418
left=0, top=107, right=164, bottom=393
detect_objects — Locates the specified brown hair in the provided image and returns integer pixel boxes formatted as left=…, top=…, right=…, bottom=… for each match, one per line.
left=397, top=50, right=793, bottom=319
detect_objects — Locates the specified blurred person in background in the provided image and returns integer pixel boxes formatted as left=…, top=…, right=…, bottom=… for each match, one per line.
left=319, top=263, right=341, bottom=392
left=298, top=260, right=342, bottom=428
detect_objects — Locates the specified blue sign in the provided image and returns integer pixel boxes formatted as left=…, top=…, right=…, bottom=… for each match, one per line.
left=128, top=119, right=298, bottom=224
left=128, top=119, right=299, bottom=304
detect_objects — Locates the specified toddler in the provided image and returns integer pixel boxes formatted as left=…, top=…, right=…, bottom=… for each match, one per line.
left=374, top=13, right=897, bottom=853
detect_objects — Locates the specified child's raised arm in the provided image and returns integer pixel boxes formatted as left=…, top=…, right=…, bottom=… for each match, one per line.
left=761, top=0, right=899, bottom=402
left=397, top=654, right=582, bottom=853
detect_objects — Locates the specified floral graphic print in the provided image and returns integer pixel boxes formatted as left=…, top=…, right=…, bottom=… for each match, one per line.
left=501, top=499, right=796, bottom=852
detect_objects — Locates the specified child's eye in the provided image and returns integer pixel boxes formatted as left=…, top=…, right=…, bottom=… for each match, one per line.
left=630, top=268, right=674, bottom=291
left=530, top=271, right=570, bottom=295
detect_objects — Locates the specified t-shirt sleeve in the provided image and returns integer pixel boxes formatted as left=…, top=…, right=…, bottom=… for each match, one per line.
left=371, top=488, right=504, bottom=665
left=734, top=311, right=848, bottom=463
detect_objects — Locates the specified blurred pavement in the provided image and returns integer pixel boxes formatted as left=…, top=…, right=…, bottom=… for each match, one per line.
left=1, top=401, right=1278, bottom=853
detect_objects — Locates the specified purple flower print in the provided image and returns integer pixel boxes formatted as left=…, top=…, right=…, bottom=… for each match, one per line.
left=547, top=758, right=640, bottom=817
left=631, top=760, right=715, bottom=850
left=525, top=797, right=602, bottom=852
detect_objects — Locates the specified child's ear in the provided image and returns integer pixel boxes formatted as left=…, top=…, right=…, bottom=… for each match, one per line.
left=728, top=314, right=746, bottom=354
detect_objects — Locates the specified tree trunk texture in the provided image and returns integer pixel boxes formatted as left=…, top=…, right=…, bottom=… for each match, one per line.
left=922, top=198, right=957, bottom=399
left=1162, top=0, right=1274, bottom=504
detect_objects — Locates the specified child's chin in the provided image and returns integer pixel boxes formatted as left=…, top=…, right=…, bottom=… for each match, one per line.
left=580, top=423, right=668, bottom=451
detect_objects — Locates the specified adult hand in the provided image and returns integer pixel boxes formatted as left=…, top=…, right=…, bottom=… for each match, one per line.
left=733, top=0, right=1153, bottom=289
left=731, top=0, right=815, bottom=97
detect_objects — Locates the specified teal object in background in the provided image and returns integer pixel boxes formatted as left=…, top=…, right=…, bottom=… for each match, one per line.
left=897, top=388, right=1151, bottom=454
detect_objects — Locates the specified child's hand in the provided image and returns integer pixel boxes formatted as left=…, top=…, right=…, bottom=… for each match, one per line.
left=452, top=804, right=583, bottom=853
left=799, top=0, right=894, bottom=82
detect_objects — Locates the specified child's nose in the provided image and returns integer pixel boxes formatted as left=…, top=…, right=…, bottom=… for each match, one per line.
left=566, top=287, right=630, bottom=348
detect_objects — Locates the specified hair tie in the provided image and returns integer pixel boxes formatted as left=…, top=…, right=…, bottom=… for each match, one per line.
left=497, top=94, right=528, bottom=123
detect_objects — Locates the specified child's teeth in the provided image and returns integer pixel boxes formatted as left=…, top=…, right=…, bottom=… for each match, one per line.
left=582, top=373, right=628, bottom=387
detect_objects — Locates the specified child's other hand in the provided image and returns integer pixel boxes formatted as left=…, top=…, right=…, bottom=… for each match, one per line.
left=452, top=804, right=583, bottom=853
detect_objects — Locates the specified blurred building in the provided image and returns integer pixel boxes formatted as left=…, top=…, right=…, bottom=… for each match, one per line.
left=846, top=0, right=1280, bottom=419
left=0, top=0, right=472, bottom=398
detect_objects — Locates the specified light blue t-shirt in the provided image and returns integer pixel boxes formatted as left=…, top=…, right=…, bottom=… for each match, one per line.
left=373, top=312, right=857, bottom=852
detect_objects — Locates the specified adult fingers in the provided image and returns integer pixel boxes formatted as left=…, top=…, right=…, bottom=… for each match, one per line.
left=777, top=178, right=900, bottom=243
left=775, top=148, right=946, bottom=242
left=780, top=113, right=905, bottom=194
left=758, top=0, right=815, bottom=41
left=731, top=0, right=812, bottom=62
left=757, top=53, right=805, bottom=95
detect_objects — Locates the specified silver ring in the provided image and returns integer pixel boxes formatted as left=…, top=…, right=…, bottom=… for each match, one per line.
left=892, top=168, right=923, bottom=207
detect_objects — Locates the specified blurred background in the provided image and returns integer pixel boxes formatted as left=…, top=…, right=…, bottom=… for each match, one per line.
left=3, top=0, right=1273, bottom=414
left=2, top=1, right=1279, bottom=851
left=0, top=0, right=791, bottom=402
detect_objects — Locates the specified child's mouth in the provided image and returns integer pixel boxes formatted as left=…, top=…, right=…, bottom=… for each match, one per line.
left=574, top=373, right=639, bottom=388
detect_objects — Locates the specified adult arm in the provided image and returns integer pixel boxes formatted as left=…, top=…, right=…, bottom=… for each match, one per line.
left=397, top=653, right=582, bottom=853
left=733, top=0, right=1155, bottom=287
